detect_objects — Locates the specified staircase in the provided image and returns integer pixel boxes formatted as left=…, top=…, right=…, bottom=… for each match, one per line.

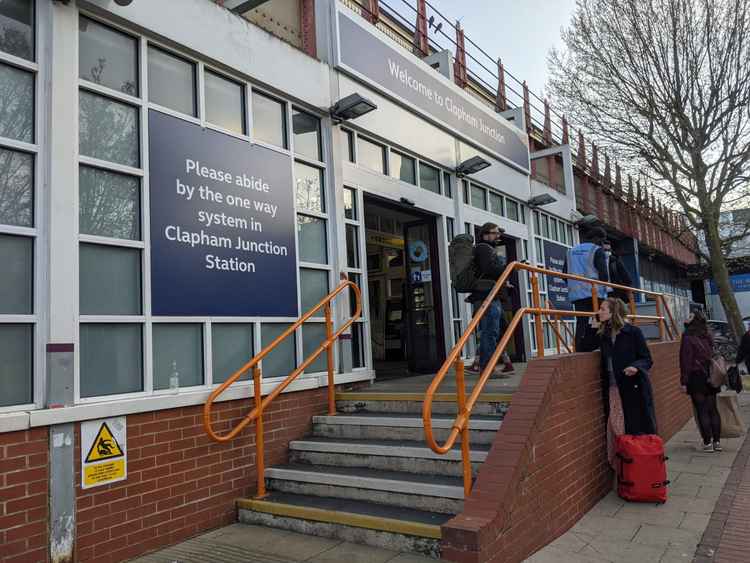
left=236, top=390, right=511, bottom=558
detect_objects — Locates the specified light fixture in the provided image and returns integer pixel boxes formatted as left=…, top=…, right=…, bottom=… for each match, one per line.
left=330, top=93, right=377, bottom=124
left=455, top=156, right=491, bottom=177
left=527, top=193, right=557, bottom=207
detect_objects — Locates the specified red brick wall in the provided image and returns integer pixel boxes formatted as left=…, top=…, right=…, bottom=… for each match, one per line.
left=441, top=341, right=692, bottom=563
left=74, top=387, right=329, bottom=563
left=0, top=428, right=49, bottom=563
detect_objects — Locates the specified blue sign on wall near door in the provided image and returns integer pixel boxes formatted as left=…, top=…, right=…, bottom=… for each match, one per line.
left=148, top=110, right=298, bottom=316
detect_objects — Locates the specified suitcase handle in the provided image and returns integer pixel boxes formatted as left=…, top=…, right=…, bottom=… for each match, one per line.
left=616, top=453, right=633, bottom=464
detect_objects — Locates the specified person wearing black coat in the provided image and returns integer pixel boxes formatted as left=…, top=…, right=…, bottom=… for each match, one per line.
left=580, top=297, right=657, bottom=466
left=737, top=326, right=750, bottom=371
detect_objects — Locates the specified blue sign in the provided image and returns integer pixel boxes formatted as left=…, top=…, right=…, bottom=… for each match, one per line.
left=709, top=273, right=750, bottom=294
left=543, top=240, right=573, bottom=311
left=148, top=110, right=298, bottom=316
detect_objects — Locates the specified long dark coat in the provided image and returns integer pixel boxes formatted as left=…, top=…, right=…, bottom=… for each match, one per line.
left=582, top=323, right=657, bottom=435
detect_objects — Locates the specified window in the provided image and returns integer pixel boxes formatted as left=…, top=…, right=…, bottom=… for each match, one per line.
left=390, top=150, right=415, bottom=185
left=0, top=63, right=33, bottom=143
left=153, top=324, right=204, bottom=389
left=462, top=180, right=469, bottom=204
left=506, top=199, right=519, bottom=222
left=212, top=324, right=253, bottom=383
left=0, top=0, right=33, bottom=61
left=443, top=171, right=453, bottom=198
left=79, top=17, right=138, bottom=96
left=297, top=214, right=327, bottom=264
left=79, top=90, right=140, bottom=167
left=342, top=129, right=354, bottom=162
left=80, top=324, right=143, bottom=398
left=295, top=161, right=325, bottom=213
left=346, top=224, right=359, bottom=268
left=261, top=323, right=295, bottom=378
left=79, top=166, right=140, bottom=240
left=471, top=184, right=487, bottom=210
left=446, top=217, right=455, bottom=241
left=79, top=244, right=141, bottom=315
left=0, top=148, right=33, bottom=227
left=550, top=218, right=559, bottom=241
left=489, top=192, right=503, bottom=216
left=147, top=46, right=196, bottom=116
left=292, top=108, right=321, bottom=161
left=419, top=162, right=440, bottom=194
left=357, top=136, right=386, bottom=173
left=252, top=91, right=287, bottom=148
left=344, top=187, right=356, bottom=220
left=0, top=324, right=33, bottom=407
left=205, top=70, right=245, bottom=134
left=0, top=234, right=32, bottom=314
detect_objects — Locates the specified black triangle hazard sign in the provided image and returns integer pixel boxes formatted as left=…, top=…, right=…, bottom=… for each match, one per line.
left=85, top=422, right=124, bottom=463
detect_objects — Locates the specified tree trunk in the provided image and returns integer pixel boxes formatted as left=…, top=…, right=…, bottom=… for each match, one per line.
left=704, top=222, right=745, bottom=343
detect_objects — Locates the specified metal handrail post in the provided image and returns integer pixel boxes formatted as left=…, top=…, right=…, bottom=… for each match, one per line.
left=531, top=273, right=544, bottom=357
left=325, top=304, right=336, bottom=416
left=253, top=366, right=266, bottom=498
left=454, top=358, right=472, bottom=496
left=628, top=291, right=637, bottom=325
left=655, top=297, right=665, bottom=341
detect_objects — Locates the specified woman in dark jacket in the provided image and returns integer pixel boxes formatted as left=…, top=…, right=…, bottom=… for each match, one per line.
left=737, top=326, right=750, bottom=371
left=581, top=297, right=656, bottom=467
left=680, top=310, right=721, bottom=452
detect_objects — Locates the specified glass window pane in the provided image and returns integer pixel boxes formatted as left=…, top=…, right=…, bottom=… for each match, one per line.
left=252, top=91, right=286, bottom=148
left=419, top=162, right=440, bottom=194
left=294, top=161, right=325, bottom=213
left=79, top=17, right=138, bottom=96
left=153, top=324, right=203, bottom=389
left=0, top=234, right=32, bottom=314
left=446, top=217, right=454, bottom=241
left=0, top=148, right=33, bottom=227
left=0, top=324, right=32, bottom=406
left=567, top=225, right=574, bottom=245
left=346, top=224, right=359, bottom=269
left=0, top=0, right=33, bottom=60
left=212, top=323, right=253, bottom=383
left=292, top=109, right=321, bottom=161
left=205, top=70, right=245, bottom=134
left=507, top=199, right=519, bottom=222
left=300, top=268, right=329, bottom=312
left=79, top=166, right=140, bottom=240
left=535, top=238, right=543, bottom=265
left=357, top=137, right=385, bottom=173
left=541, top=215, right=550, bottom=238
left=550, top=219, right=559, bottom=241
left=303, top=323, right=328, bottom=373
left=79, top=91, right=139, bottom=167
left=390, top=151, right=415, bottom=185
left=79, top=243, right=141, bottom=315
left=351, top=323, right=364, bottom=368
left=344, top=187, right=356, bottom=220
left=261, top=323, right=295, bottom=378
left=462, top=180, right=469, bottom=204
left=348, top=273, right=361, bottom=317
left=342, top=129, right=354, bottom=162
left=471, top=185, right=487, bottom=210
left=534, top=211, right=540, bottom=233
left=80, top=323, right=142, bottom=397
left=443, top=171, right=452, bottom=198
left=0, top=63, right=33, bottom=143
left=147, top=46, right=196, bottom=116
left=297, top=214, right=327, bottom=264
left=489, top=192, right=503, bottom=216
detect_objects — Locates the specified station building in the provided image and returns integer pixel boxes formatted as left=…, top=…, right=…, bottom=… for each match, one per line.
left=0, top=1, right=698, bottom=562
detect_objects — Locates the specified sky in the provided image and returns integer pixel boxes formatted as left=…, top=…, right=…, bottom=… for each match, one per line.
left=422, top=0, right=577, bottom=100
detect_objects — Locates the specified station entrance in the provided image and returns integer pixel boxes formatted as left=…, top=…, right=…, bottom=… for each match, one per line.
left=364, top=196, right=446, bottom=376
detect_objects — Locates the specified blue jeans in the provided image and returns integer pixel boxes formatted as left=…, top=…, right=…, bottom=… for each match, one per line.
left=478, top=300, right=502, bottom=370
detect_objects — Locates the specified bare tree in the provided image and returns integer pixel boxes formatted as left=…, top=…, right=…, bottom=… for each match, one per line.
left=548, top=0, right=750, bottom=341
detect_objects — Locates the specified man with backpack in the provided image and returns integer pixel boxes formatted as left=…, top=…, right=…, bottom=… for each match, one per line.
left=449, top=222, right=512, bottom=377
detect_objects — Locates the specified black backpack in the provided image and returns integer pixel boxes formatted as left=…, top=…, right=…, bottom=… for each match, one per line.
left=727, top=365, right=743, bottom=394
left=449, top=234, right=478, bottom=293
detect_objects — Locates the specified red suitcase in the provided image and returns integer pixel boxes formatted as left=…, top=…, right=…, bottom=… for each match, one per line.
left=616, top=434, right=669, bottom=503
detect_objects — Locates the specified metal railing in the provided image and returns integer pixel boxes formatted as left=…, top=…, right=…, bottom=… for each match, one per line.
left=202, top=280, right=362, bottom=497
left=422, top=262, right=679, bottom=496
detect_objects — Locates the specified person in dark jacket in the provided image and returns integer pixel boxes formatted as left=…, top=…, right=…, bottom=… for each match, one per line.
left=680, top=310, right=722, bottom=452
left=581, top=297, right=656, bottom=467
left=602, top=241, right=633, bottom=302
left=466, top=222, right=511, bottom=376
left=737, top=325, right=750, bottom=373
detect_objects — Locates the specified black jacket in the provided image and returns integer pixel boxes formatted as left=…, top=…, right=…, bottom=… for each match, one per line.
left=468, top=242, right=507, bottom=303
left=737, top=330, right=750, bottom=366
left=581, top=323, right=657, bottom=435
left=608, top=255, right=632, bottom=287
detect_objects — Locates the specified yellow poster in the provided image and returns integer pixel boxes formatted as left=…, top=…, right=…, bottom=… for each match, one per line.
left=81, top=417, right=127, bottom=489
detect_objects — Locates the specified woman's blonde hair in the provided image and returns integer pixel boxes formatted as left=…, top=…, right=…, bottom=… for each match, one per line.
left=597, top=297, right=628, bottom=336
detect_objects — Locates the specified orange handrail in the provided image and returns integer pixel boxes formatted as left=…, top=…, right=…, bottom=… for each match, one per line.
left=422, top=261, right=679, bottom=496
left=203, top=280, right=362, bottom=497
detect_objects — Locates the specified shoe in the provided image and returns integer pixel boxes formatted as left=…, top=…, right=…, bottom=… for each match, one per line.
left=465, top=362, right=480, bottom=374
left=702, top=442, right=714, bottom=452
left=502, top=362, right=515, bottom=374
left=713, top=442, right=722, bottom=452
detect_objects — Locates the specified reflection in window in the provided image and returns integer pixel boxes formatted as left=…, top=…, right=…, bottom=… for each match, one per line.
left=390, top=151, right=415, bottom=185
left=80, top=324, right=143, bottom=397
left=0, top=63, right=33, bottom=143
left=261, top=323, right=295, bottom=378
left=79, top=91, right=139, bottom=167
left=357, top=136, right=386, bottom=173
left=0, top=324, right=32, bottom=406
left=294, top=161, right=325, bottom=213
left=506, top=199, right=520, bottom=222
left=0, top=233, right=32, bottom=314
left=443, top=171, right=452, bottom=198
left=79, top=17, right=138, bottom=96
left=297, top=214, right=327, bottom=264
left=300, top=268, right=329, bottom=312
left=79, top=166, right=140, bottom=240
left=292, top=109, right=321, bottom=160
left=153, top=324, right=204, bottom=389
left=0, top=148, right=33, bottom=227
left=344, top=187, right=356, bottom=220
left=147, top=46, right=196, bottom=116
left=205, top=70, right=245, bottom=135
left=471, top=185, right=487, bottom=210
left=212, top=324, right=253, bottom=383
left=346, top=224, right=359, bottom=268
left=303, top=323, right=327, bottom=373
left=419, top=162, right=440, bottom=194
left=252, top=91, right=286, bottom=148
left=342, top=129, right=354, bottom=162
left=0, top=0, right=34, bottom=61
left=489, top=192, right=503, bottom=216
left=79, top=243, right=142, bottom=315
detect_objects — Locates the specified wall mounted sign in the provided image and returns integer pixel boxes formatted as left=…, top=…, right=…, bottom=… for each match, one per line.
left=543, top=240, right=573, bottom=311
left=149, top=110, right=298, bottom=316
left=81, top=417, right=127, bottom=489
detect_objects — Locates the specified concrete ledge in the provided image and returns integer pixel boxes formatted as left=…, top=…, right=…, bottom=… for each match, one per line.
left=335, top=392, right=513, bottom=402
left=289, top=439, right=488, bottom=462
left=313, top=414, right=501, bottom=431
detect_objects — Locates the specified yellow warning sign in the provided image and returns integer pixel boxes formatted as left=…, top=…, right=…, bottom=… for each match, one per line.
left=85, top=422, right=124, bottom=463
left=84, top=459, right=126, bottom=488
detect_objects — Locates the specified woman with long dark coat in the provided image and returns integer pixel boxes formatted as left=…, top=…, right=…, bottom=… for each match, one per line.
left=581, top=297, right=656, bottom=467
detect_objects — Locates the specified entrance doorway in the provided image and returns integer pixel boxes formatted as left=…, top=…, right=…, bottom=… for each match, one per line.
left=364, top=196, right=446, bottom=376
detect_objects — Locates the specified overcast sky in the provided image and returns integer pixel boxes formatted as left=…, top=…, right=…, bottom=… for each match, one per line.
left=424, top=0, right=577, bottom=99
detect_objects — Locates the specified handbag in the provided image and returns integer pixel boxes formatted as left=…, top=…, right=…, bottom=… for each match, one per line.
left=717, top=392, right=746, bottom=438
left=709, top=355, right=728, bottom=390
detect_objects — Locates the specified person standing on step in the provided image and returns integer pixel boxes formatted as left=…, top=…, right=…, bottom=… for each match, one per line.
left=565, top=226, right=611, bottom=351
left=581, top=297, right=656, bottom=467
left=680, top=310, right=722, bottom=452
left=602, top=240, right=633, bottom=303
left=466, top=222, right=514, bottom=378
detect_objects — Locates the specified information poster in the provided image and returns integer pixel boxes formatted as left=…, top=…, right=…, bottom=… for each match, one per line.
left=81, top=417, right=127, bottom=489
left=543, top=240, right=573, bottom=311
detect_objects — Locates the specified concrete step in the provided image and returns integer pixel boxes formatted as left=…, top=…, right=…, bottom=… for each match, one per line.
left=312, top=412, right=501, bottom=445
left=335, top=391, right=512, bottom=416
left=237, top=492, right=446, bottom=558
left=288, top=437, right=487, bottom=477
left=265, top=464, right=464, bottom=514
